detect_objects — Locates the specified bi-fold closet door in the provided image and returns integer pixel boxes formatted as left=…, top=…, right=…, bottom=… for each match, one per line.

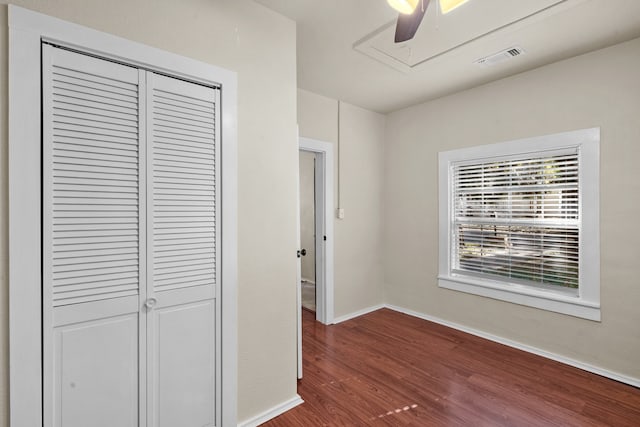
left=42, top=44, right=220, bottom=427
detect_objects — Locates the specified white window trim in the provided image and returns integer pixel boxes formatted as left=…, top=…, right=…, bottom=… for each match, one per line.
left=438, top=128, right=600, bottom=321
left=8, top=6, right=238, bottom=426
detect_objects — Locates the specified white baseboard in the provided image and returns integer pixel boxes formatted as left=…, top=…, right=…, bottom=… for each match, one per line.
left=332, top=304, right=385, bottom=324
left=238, top=395, right=304, bottom=427
left=385, top=304, right=640, bottom=389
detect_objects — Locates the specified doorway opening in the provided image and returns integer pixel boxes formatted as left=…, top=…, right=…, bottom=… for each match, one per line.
left=296, top=138, right=334, bottom=378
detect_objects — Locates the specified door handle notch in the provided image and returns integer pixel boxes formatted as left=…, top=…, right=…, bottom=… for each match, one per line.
left=144, top=298, right=157, bottom=310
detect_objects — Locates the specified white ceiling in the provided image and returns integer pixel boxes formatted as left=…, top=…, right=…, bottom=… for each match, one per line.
left=255, top=0, right=640, bottom=113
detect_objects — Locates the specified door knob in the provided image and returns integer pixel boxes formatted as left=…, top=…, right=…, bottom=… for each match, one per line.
left=144, top=298, right=157, bottom=310
left=300, top=249, right=307, bottom=256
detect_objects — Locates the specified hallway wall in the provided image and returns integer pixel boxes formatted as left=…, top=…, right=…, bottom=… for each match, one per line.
left=297, top=89, right=386, bottom=318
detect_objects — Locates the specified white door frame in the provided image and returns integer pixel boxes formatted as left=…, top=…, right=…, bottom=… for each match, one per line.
left=8, top=6, right=237, bottom=426
left=299, top=138, right=334, bottom=325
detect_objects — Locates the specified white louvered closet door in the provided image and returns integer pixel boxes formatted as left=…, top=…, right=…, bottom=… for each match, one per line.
left=43, top=45, right=220, bottom=427
left=42, top=45, right=146, bottom=427
left=146, top=73, right=220, bottom=427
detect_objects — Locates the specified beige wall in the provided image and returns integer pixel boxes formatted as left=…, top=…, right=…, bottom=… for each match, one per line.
left=384, top=37, right=640, bottom=380
left=0, top=0, right=299, bottom=424
left=299, top=151, right=316, bottom=281
left=297, top=89, right=386, bottom=318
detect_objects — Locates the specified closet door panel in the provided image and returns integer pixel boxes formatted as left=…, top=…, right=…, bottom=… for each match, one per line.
left=42, top=45, right=146, bottom=427
left=147, top=73, right=219, bottom=427
left=54, top=315, right=138, bottom=427
left=44, top=46, right=143, bottom=307
left=152, top=301, right=216, bottom=427
left=148, top=73, right=218, bottom=300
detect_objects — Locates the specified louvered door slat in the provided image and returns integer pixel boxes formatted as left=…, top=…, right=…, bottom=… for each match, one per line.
left=154, top=116, right=215, bottom=132
left=153, top=237, right=215, bottom=248
left=53, top=103, right=138, bottom=122
left=155, top=242, right=214, bottom=253
left=155, top=154, right=215, bottom=167
left=54, top=140, right=138, bottom=157
left=155, top=142, right=214, bottom=156
left=53, top=257, right=139, bottom=273
left=154, top=110, right=214, bottom=126
left=54, top=153, right=138, bottom=167
left=54, top=284, right=139, bottom=301
left=54, top=108, right=138, bottom=128
left=54, top=121, right=138, bottom=139
left=53, top=76, right=138, bottom=101
left=53, top=241, right=138, bottom=253
left=54, top=185, right=138, bottom=194
left=155, top=258, right=216, bottom=271
left=154, top=104, right=215, bottom=120
left=53, top=279, right=139, bottom=294
left=54, top=252, right=139, bottom=266
left=53, top=290, right=139, bottom=308
left=55, top=145, right=136, bottom=166
left=54, top=128, right=138, bottom=146
left=53, top=149, right=138, bottom=167
left=52, top=271, right=139, bottom=287
left=55, top=219, right=138, bottom=227
left=54, top=190, right=138, bottom=200
left=155, top=251, right=216, bottom=262
left=53, top=79, right=139, bottom=103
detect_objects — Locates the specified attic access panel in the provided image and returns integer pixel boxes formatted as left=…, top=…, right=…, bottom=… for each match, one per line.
left=354, top=0, right=570, bottom=72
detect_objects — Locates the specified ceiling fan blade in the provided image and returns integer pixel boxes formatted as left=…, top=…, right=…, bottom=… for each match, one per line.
left=394, top=0, right=430, bottom=43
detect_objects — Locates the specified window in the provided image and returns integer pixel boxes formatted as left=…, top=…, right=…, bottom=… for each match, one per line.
left=438, top=128, right=600, bottom=321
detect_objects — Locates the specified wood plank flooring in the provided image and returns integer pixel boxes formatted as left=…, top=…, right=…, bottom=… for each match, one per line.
left=264, top=308, right=640, bottom=426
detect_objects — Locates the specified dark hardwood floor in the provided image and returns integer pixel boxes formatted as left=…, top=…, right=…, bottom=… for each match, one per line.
left=264, top=308, right=640, bottom=426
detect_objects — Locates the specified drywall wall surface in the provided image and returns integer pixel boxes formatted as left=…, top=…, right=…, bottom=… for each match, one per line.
left=298, top=89, right=386, bottom=318
left=299, top=151, right=316, bottom=281
left=0, top=0, right=298, bottom=424
left=383, top=37, right=640, bottom=380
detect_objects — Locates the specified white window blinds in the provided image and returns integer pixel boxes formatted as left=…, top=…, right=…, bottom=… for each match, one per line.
left=452, top=149, right=580, bottom=290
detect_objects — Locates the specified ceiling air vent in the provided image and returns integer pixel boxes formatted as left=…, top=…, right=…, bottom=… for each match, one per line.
left=474, top=46, right=525, bottom=67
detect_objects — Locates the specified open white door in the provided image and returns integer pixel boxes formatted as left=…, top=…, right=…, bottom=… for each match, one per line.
left=296, top=145, right=303, bottom=379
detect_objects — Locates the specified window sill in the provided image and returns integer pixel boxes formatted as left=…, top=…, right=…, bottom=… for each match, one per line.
left=438, top=274, right=601, bottom=321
